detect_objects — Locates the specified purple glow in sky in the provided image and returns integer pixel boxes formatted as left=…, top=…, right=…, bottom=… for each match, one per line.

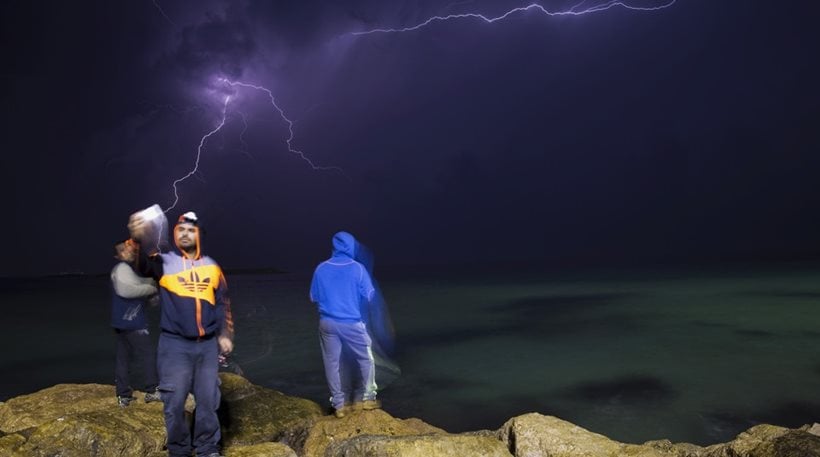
left=163, top=0, right=676, bottom=216
left=217, top=78, right=347, bottom=175
left=6, top=0, right=819, bottom=276
left=166, top=77, right=348, bottom=215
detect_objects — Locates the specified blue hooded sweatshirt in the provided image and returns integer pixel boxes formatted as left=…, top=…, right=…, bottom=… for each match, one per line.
left=310, top=232, right=375, bottom=323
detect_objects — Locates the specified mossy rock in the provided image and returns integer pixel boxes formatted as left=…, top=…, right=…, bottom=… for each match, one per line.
left=326, top=433, right=513, bottom=457
left=497, top=413, right=682, bottom=457
left=0, top=433, right=26, bottom=457
left=17, top=408, right=166, bottom=457
left=218, top=373, right=324, bottom=447
left=643, top=439, right=704, bottom=457
left=701, top=424, right=820, bottom=457
left=0, top=384, right=120, bottom=433
left=294, top=409, right=446, bottom=457
left=0, top=374, right=320, bottom=456
left=224, top=441, right=298, bottom=457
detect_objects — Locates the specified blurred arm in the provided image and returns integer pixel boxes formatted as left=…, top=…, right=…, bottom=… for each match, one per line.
left=112, top=263, right=158, bottom=298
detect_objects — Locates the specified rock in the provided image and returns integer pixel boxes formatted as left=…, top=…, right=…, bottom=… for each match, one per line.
left=17, top=408, right=166, bottom=457
left=2, top=379, right=817, bottom=457
left=0, top=433, right=26, bottom=457
left=498, top=413, right=623, bottom=457
left=0, top=383, right=127, bottom=433
left=218, top=373, right=324, bottom=447
left=643, top=439, right=704, bottom=457
left=293, top=408, right=446, bottom=457
left=0, top=375, right=318, bottom=457
left=225, top=441, right=298, bottom=457
left=701, top=423, right=820, bottom=457
left=326, top=433, right=514, bottom=457
left=497, top=413, right=682, bottom=457
left=0, top=384, right=166, bottom=457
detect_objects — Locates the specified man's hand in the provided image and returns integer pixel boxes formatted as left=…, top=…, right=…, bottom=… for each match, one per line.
left=218, top=336, right=234, bottom=355
left=128, top=214, right=147, bottom=241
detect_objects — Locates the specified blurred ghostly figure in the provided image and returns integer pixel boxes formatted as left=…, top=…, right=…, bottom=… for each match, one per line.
left=310, top=232, right=400, bottom=418
left=350, top=242, right=400, bottom=387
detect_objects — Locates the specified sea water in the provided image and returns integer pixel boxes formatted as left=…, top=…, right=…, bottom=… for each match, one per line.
left=1, top=263, right=818, bottom=445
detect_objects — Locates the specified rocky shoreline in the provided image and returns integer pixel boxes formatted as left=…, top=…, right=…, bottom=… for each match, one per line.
left=1, top=373, right=818, bottom=456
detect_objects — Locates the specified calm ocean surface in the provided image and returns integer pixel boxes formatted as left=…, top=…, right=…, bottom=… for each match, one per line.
left=2, top=263, right=819, bottom=445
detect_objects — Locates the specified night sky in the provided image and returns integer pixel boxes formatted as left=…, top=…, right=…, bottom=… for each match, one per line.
left=2, top=0, right=820, bottom=277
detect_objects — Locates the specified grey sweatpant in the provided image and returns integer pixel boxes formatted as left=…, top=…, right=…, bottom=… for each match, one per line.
left=319, top=319, right=377, bottom=409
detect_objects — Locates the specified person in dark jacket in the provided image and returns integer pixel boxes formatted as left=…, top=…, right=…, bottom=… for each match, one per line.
left=310, top=231, right=380, bottom=418
left=128, top=211, right=234, bottom=457
left=111, top=239, right=161, bottom=407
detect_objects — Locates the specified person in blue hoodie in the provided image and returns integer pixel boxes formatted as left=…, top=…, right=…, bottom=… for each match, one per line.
left=310, top=231, right=380, bottom=418
left=110, top=239, right=161, bottom=407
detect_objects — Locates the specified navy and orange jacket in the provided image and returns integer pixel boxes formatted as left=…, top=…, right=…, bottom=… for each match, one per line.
left=136, top=250, right=233, bottom=341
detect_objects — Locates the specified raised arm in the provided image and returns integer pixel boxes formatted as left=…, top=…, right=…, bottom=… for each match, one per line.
left=128, top=213, right=164, bottom=279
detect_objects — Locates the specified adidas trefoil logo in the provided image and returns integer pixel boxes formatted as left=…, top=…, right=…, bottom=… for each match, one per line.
left=176, top=271, right=211, bottom=293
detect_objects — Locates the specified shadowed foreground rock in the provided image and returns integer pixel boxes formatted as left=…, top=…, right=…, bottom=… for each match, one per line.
left=1, top=377, right=818, bottom=457
left=217, top=373, right=324, bottom=447
left=700, top=423, right=820, bottom=457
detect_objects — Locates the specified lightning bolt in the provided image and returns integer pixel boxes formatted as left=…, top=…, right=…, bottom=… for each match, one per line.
left=233, top=110, right=258, bottom=163
left=351, top=0, right=676, bottom=35
left=165, top=95, right=231, bottom=213
left=218, top=78, right=347, bottom=177
left=151, top=0, right=177, bottom=28
left=155, top=0, right=669, bottom=222
left=236, top=110, right=251, bottom=158
left=163, top=79, right=345, bottom=216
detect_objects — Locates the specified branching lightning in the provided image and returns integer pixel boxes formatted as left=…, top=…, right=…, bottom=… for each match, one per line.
left=155, top=0, right=673, bottom=216
left=218, top=78, right=347, bottom=177
left=235, top=110, right=252, bottom=160
left=165, top=95, right=231, bottom=213
left=163, top=79, right=346, bottom=215
left=151, top=0, right=177, bottom=28
left=351, top=0, right=676, bottom=35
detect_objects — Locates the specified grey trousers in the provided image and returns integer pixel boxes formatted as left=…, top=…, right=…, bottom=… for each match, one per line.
left=319, top=319, right=377, bottom=409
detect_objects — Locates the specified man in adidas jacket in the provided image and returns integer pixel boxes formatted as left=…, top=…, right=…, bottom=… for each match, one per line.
left=128, top=211, right=234, bottom=457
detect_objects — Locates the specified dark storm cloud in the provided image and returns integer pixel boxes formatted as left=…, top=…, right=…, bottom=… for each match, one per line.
left=148, top=0, right=386, bottom=83
left=172, top=13, right=257, bottom=80
left=3, top=0, right=820, bottom=275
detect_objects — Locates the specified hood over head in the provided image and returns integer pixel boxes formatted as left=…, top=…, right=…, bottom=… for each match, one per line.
left=331, top=231, right=357, bottom=260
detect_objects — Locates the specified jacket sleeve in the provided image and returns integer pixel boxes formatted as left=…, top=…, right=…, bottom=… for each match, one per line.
left=133, top=240, right=164, bottom=280
left=309, top=267, right=321, bottom=303
left=216, top=269, right=234, bottom=340
left=112, top=263, right=158, bottom=298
